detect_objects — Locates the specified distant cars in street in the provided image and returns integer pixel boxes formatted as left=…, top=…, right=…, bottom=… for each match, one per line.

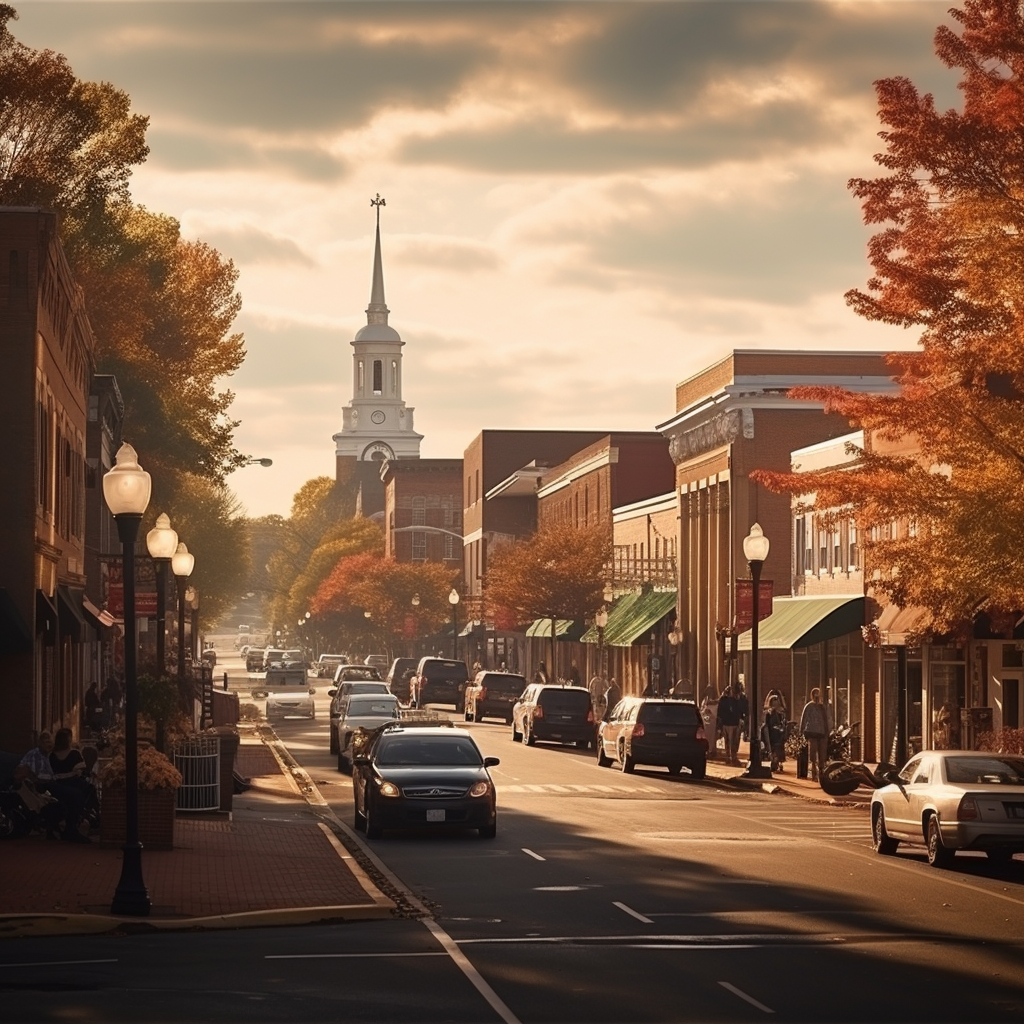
left=327, top=678, right=391, bottom=753
left=351, top=722, right=499, bottom=839
left=511, top=683, right=595, bottom=749
left=464, top=671, right=526, bottom=725
left=245, top=647, right=266, bottom=672
left=870, top=750, right=1024, bottom=866
left=386, top=658, right=418, bottom=703
left=316, top=653, right=349, bottom=678
left=364, top=654, right=390, bottom=672
left=597, top=697, right=707, bottom=778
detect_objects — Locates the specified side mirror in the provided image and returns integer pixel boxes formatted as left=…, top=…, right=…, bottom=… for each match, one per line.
left=483, top=756, right=500, bottom=768
left=328, top=688, right=337, bottom=697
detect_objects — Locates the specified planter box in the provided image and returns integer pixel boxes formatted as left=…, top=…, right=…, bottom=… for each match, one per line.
left=100, top=787, right=177, bottom=850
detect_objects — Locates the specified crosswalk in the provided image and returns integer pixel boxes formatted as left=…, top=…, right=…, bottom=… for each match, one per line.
left=499, top=783, right=664, bottom=795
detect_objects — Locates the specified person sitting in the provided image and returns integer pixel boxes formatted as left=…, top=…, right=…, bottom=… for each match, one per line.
left=17, top=731, right=90, bottom=842
left=50, top=728, right=99, bottom=831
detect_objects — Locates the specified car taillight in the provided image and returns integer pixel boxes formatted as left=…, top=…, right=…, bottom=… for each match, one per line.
left=956, top=794, right=979, bottom=820
left=695, top=726, right=707, bottom=742
left=586, top=709, right=594, bottom=723
left=632, top=722, right=645, bottom=738
left=534, top=705, right=544, bottom=719
left=479, top=687, right=488, bottom=701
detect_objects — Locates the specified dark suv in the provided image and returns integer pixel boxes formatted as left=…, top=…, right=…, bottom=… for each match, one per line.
left=464, top=671, right=526, bottom=725
left=597, top=697, right=707, bottom=778
left=512, top=684, right=595, bottom=749
left=410, top=658, right=470, bottom=712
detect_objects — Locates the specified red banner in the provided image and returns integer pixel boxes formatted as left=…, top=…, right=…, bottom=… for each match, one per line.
left=734, top=579, right=773, bottom=632
left=105, top=559, right=158, bottom=618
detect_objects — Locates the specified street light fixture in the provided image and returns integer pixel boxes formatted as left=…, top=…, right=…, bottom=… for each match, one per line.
left=742, top=523, right=772, bottom=780
left=145, top=513, right=178, bottom=678
left=449, top=589, right=460, bottom=661
left=667, top=625, right=683, bottom=692
left=171, top=542, right=195, bottom=682
left=595, top=606, right=609, bottom=679
left=244, top=457, right=273, bottom=467
left=102, top=442, right=152, bottom=917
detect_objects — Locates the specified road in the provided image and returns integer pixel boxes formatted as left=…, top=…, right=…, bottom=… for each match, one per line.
left=3, top=644, right=1023, bottom=1023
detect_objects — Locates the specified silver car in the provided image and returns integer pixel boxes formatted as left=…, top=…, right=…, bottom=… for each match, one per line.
left=334, top=694, right=401, bottom=772
left=871, top=750, right=1024, bottom=867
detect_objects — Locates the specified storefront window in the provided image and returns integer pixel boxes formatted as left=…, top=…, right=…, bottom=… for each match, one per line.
left=930, top=653, right=965, bottom=750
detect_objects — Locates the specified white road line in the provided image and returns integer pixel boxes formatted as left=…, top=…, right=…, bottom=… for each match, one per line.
left=0, top=959, right=118, bottom=968
left=719, top=981, right=775, bottom=1014
left=522, top=848, right=546, bottom=861
left=613, top=901, right=653, bottom=924
left=267, top=952, right=447, bottom=959
left=422, top=918, right=522, bottom=1024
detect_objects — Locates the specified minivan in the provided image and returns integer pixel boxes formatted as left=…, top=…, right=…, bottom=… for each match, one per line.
left=512, top=684, right=595, bottom=749
left=597, top=697, right=707, bottom=778
left=464, top=671, right=527, bottom=725
left=410, top=657, right=470, bottom=712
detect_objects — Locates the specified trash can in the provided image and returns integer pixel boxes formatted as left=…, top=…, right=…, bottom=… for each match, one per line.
left=796, top=743, right=809, bottom=779
left=174, top=733, right=221, bottom=811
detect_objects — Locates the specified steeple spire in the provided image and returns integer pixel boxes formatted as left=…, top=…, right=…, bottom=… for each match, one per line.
left=367, top=194, right=388, bottom=325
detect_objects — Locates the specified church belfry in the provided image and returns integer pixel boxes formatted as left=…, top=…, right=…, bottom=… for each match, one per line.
left=333, top=195, right=423, bottom=477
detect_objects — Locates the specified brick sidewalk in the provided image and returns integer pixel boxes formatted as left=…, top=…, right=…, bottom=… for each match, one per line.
left=0, top=732, right=393, bottom=932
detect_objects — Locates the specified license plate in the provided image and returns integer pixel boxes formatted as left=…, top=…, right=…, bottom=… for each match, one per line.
left=1006, top=803, right=1024, bottom=819
left=427, top=809, right=445, bottom=822
left=665, top=732, right=678, bottom=738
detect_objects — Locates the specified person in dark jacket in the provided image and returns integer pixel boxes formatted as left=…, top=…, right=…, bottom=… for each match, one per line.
left=717, top=686, right=741, bottom=765
left=762, top=695, right=787, bottom=773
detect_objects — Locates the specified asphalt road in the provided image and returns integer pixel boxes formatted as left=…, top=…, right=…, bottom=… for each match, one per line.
left=3, top=647, right=1022, bottom=1023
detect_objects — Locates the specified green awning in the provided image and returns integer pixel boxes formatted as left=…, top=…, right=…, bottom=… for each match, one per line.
left=527, top=618, right=584, bottom=640
left=581, top=590, right=677, bottom=647
left=736, top=596, right=864, bottom=651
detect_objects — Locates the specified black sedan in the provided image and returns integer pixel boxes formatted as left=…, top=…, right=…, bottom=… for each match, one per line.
left=351, top=724, right=499, bottom=839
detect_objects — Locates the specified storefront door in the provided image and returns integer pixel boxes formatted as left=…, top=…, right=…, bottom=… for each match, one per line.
left=1002, top=671, right=1022, bottom=731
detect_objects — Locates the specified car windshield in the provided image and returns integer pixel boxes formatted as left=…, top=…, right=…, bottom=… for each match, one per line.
left=348, top=698, right=398, bottom=715
left=376, top=736, right=484, bottom=767
left=944, top=755, right=1024, bottom=785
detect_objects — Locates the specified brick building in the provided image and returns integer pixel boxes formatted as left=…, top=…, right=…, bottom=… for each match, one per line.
left=382, top=458, right=464, bottom=566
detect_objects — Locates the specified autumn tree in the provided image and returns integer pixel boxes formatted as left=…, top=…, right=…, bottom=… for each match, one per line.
left=485, top=521, right=610, bottom=672
left=752, top=0, right=1024, bottom=634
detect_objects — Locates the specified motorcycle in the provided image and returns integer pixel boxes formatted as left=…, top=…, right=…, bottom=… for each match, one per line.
left=827, top=721, right=859, bottom=762
left=819, top=758, right=899, bottom=796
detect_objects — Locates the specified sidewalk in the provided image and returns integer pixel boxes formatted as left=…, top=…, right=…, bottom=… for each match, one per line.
left=0, top=725, right=394, bottom=938
left=704, top=754, right=871, bottom=807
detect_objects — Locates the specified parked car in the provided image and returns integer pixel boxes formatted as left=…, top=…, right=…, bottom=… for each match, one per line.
left=511, top=684, right=595, bottom=748
left=409, top=657, right=470, bottom=712
left=316, top=653, right=349, bottom=678
left=351, top=722, right=499, bottom=839
left=245, top=647, right=266, bottom=672
left=266, top=649, right=305, bottom=672
left=255, top=664, right=316, bottom=719
left=596, top=697, right=708, bottom=778
left=261, top=648, right=285, bottom=671
left=333, top=664, right=383, bottom=685
left=386, top=658, right=419, bottom=703
left=334, top=694, right=401, bottom=771
left=464, top=671, right=526, bottom=725
left=363, top=654, right=390, bottom=672
left=327, top=678, right=391, bottom=753
left=870, top=750, right=1024, bottom=867
left=201, top=648, right=217, bottom=668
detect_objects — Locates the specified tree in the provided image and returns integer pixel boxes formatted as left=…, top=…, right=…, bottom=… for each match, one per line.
left=485, top=522, right=609, bottom=671
left=752, top=0, right=1024, bottom=634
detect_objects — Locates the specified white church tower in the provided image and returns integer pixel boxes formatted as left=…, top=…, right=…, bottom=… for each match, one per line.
left=333, top=194, right=423, bottom=474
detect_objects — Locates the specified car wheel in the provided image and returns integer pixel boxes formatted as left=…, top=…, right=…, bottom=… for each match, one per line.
left=667, top=763, right=683, bottom=775
left=986, top=849, right=1013, bottom=864
left=619, top=743, right=635, bottom=773
left=926, top=815, right=954, bottom=868
left=524, top=722, right=536, bottom=746
left=872, top=807, right=899, bottom=856
left=464, top=707, right=473, bottom=722
left=511, top=719, right=522, bottom=742
left=478, top=819, right=497, bottom=839
left=474, top=708, right=483, bottom=724
left=353, top=799, right=365, bottom=832
left=689, top=759, right=707, bottom=781
left=596, top=742, right=612, bottom=768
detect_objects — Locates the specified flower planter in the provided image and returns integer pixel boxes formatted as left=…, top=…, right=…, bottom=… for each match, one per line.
left=100, top=787, right=177, bottom=850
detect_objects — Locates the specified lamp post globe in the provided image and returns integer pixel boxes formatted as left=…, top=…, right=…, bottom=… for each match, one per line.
left=171, top=542, right=195, bottom=682
left=448, top=589, right=460, bottom=661
left=102, top=443, right=152, bottom=917
left=742, top=523, right=772, bottom=780
left=145, top=513, right=178, bottom=677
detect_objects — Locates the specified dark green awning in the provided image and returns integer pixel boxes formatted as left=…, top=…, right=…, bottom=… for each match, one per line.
left=736, top=596, right=864, bottom=651
left=581, top=590, right=677, bottom=648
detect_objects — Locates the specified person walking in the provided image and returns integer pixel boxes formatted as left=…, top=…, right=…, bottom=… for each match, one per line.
left=717, top=685, right=741, bottom=765
left=588, top=675, right=607, bottom=722
left=603, top=677, right=621, bottom=717
left=799, top=687, right=832, bottom=781
left=762, top=695, right=787, bottom=772
left=534, top=662, right=549, bottom=685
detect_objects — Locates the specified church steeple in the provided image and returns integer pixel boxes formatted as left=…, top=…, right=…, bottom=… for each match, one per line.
left=366, top=193, right=389, bottom=327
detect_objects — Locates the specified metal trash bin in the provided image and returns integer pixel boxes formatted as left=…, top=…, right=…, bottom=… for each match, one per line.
left=174, top=733, right=221, bottom=811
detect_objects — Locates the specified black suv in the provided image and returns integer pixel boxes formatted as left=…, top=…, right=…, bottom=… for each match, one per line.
left=596, top=697, right=708, bottom=778
left=512, top=684, right=595, bottom=749
left=464, top=671, right=526, bottom=725
left=410, top=658, right=470, bottom=712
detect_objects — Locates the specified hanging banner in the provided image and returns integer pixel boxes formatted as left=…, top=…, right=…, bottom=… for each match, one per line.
left=103, top=558, right=158, bottom=618
left=733, top=579, right=773, bottom=632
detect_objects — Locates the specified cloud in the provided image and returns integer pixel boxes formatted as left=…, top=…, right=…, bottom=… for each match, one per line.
left=196, top=225, right=317, bottom=267
left=394, top=236, right=501, bottom=272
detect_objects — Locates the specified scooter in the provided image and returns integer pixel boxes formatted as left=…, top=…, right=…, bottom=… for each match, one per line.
left=819, top=758, right=899, bottom=796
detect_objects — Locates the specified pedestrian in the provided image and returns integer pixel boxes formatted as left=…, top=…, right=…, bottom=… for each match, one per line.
left=534, top=662, right=548, bottom=685
left=588, top=675, right=607, bottom=721
left=762, top=695, right=787, bottom=772
left=603, top=677, right=621, bottom=718
left=734, top=682, right=749, bottom=746
left=100, top=676, right=122, bottom=727
left=717, top=685, right=741, bottom=765
left=799, top=687, right=832, bottom=781
left=700, top=686, right=721, bottom=757
left=568, top=660, right=581, bottom=687
left=83, top=681, right=103, bottom=735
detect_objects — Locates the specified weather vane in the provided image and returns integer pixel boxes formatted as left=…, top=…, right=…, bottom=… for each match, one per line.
left=371, top=193, right=386, bottom=227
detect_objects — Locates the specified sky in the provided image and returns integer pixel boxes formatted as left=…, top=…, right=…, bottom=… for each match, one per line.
left=12, top=1, right=962, bottom=518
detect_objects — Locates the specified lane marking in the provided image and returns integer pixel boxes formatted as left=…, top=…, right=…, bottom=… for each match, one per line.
left=0, top=959, right=118, bottom=968
left=457, top=932, right=846, bottom=946
left=522, top=848, right=546, bottom=861
left=422, top=918, right=522, bottom=1024
left=267, top=952, right=446, bottom=959
left=719, top=981, right=775, bottom=1014
left=613, top=901, right=653, bottom=924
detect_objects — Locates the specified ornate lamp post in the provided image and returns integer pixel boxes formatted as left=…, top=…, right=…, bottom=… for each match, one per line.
left=667, top=626, right=683, bottom=693
left=102, top=443, right=152, bottom=917
left=145, top=513, right=178, bottom=677
left=742, top=523, right=772, bottom=780
left=171, top=542, right=195, bottom=682
left=595, top=606, right=609, bottom=679
left=449, top=589, right=460, bottom=661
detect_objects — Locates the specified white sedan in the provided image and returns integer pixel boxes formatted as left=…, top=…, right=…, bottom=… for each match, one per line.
left=871, top=750, right=1024, bottom=867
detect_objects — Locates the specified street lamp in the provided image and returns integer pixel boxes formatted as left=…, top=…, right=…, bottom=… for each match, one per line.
left=244, top=457, right=273, bottom=467
left=449, top=589, right=460, bottom=661
left=102, top=442, right=152, bottom=917
left=595, top=606, right=609, bottom=679
left=667, top=626, right=683, bottom=693
left=145, top=513, right=178, bottom=677
left=171, top=542, right=195, bottom=682
left=742, top=523, right=771, bottom=780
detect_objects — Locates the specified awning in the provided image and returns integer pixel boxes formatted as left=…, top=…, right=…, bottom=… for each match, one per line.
left=874, top=603, right=930, bottom=646
left=581, top=590, right=677, bottom=648
left=526, top=618, right=586, bottom=641
left=36, top=590, right=58, bottom=647
left=57, top=584, right=87, bottom=641
left=0, top=589, right=32, bottom=654
left=737, top=596, right=864, bottom=651
left=82, top=595, right=116, bottom=638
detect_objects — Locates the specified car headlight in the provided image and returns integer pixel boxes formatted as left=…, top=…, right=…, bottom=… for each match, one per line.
left=468, top=781, right=491, bottom=798
left=378, top=780, right=401, bottom=798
